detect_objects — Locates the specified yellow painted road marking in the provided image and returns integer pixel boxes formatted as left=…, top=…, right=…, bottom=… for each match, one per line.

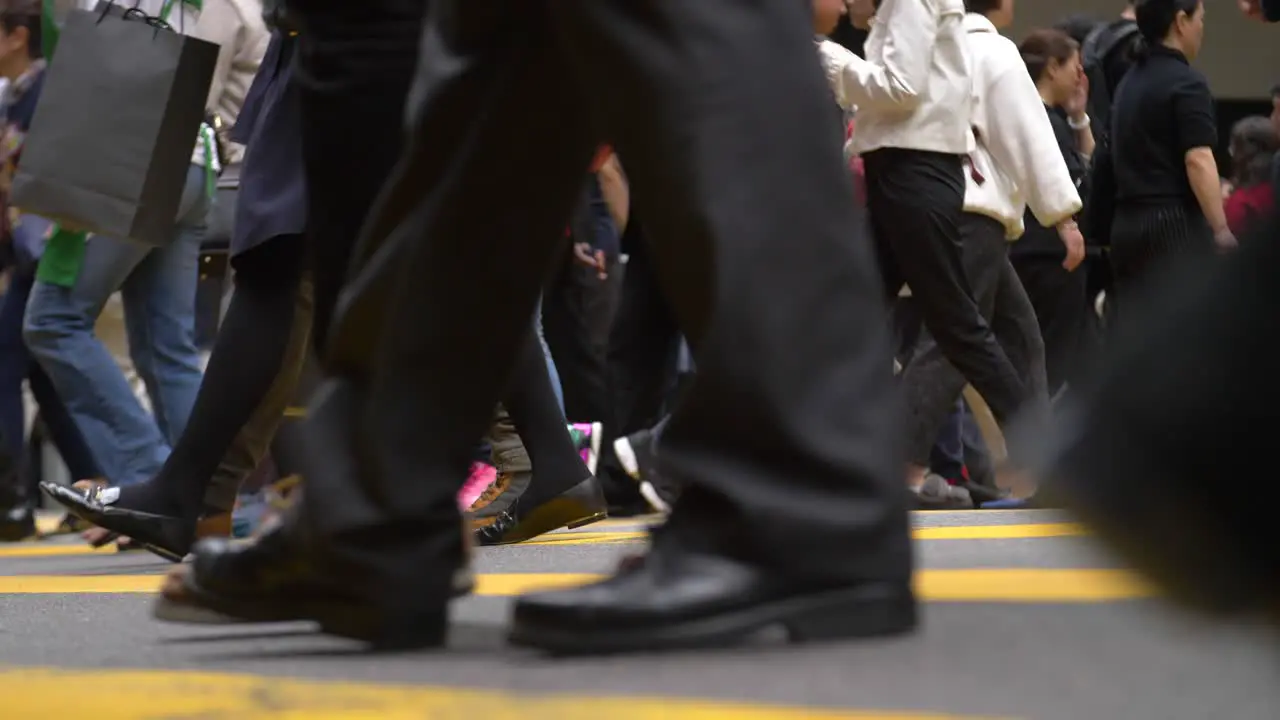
left=913, top=523, right=1085, bottom=540
left=0, top=523, right=1088, bottom=557
left=0, top=544, right=121, bottom=558
left=0, top=569, right=1153, bottom=600
left=0, top=668, right=1006, bottom=719
left=519, top=530, right=647, bottom=545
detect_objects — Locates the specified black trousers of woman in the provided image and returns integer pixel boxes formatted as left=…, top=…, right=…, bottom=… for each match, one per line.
left=900, top=214, right=1048, bottom=469
left=863, top=148, right=1031, bottom=425
left=1011, top=254, right=1089, bottom=397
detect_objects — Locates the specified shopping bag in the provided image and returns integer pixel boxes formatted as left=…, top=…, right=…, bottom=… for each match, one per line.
left=11, top=5, right=218, bottom=247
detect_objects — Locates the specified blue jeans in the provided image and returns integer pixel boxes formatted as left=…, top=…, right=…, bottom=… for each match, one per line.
left=929, top=399, right=987, bottom=482
left=23, top=164, right=210, bottom=486
left=0, top=271, right=99, bottom=484
left=536, top=298, right=564, bottom=414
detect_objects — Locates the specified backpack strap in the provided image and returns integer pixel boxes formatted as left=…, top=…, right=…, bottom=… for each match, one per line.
left=1084, top=20, right=1140, bottom=69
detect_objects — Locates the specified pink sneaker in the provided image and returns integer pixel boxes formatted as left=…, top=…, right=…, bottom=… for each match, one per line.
left=457, top=462, right=498, bottom=511
left=568, top=422, right=603, bottom=475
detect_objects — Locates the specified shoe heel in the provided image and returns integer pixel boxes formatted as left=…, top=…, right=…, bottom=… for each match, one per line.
left=566, top=511, right=607, bottom=530
left=782, top=584, right=918, bottom=643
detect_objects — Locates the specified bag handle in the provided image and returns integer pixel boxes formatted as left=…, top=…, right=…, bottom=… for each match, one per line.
left=94, top=0, right=187, bottom=37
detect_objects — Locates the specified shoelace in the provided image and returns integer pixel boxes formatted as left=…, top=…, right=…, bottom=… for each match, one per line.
left=266, top=475, right=301, bottom=511
left=470, top=475, right=510, bottom=511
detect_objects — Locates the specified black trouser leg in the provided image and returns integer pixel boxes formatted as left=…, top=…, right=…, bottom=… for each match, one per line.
left=543, top=250, right=616, bottom=425
left=606, top=226, right=680, bottom=434
left=865, top=149, right=1029, bottom=425
left=293, top=2, right=422, bottom=358
left=296, top=0, right=597, bottom=596
left=1011, top=255, right=1087, bottom=397
left=590, top=220, right=679, bottom=510
left=556, top=0, right=908, bottom=581
left=300, top=0, right=909, bottom=595
left=900, top=214, right=1023, bottom=465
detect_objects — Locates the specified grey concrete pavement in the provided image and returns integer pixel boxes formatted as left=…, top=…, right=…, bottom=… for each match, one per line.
left=0, top=511, right=1276, bottom=719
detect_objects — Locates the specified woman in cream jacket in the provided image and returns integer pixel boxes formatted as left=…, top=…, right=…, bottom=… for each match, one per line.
left=817, top=0, right=1082, bottom=506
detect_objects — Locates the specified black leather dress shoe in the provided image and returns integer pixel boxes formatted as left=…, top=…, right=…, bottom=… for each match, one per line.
left=0, top=502, right=35, bottom=542
left=475, top=476, right=607, bottom=546
left=155, top=521, right=464, bottom=650
left=509, top=551, right=916, bottom=654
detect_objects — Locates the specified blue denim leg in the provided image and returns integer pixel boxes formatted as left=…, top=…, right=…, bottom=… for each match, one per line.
left=24, top=240, right=167, bottom=485
left=23, top=164, right=209, bottom=485
left=28, top=364, right=100, bottom=480
left=928, top=398, right=966, bottom=481
left=0, top=277, right=32, bottom=462
left=959, top=402, right=991, bottom=483
left=121, top=167, right=209, bottom=443
left=0, top=271, right=101, bottom=482
left=535, top=297, right=564, bottom=415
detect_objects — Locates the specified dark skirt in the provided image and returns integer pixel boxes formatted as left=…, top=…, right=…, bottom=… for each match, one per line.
left=230, top=32, right=307, bottom=258
left=1109, top=202, right=1213, bottom=312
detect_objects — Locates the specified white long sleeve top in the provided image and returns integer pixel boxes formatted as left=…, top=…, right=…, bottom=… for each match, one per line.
left=816, top=0, right=974, bottom=156
left=961, top=13, right=1081, bottom=239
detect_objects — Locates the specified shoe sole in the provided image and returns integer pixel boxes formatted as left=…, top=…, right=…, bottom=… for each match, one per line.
left=152, top=567, right=476, bottom=631
left=169, top=577, right=448, bottom=648
left=509, top=583, right=917, bottom=655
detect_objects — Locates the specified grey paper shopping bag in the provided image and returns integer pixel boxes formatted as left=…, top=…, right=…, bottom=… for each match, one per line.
left=11, top=6, right=218, bottom=247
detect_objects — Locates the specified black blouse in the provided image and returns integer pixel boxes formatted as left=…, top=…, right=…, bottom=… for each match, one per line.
left=1012, top=106, right=1086, bottom=260
left=1109, top=45, right=1217, bottom=206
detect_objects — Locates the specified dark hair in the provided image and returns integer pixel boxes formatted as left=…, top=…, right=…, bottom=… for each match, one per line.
left=0, top=0, right=42, bottom=59
left=1132, top=0, right=1200, bottom=56
left=1272, top=83, right=1280, bottom=99
left=1230, top=116, right=1279, bottom=188
left=1019, top=29, right=1080, bottom=84
left=964, top=0, right=1002, bottom=14
left=1055, top=15, right=1101, bottom=46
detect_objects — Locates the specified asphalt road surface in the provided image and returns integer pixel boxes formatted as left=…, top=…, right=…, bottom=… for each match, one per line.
left=1, top=510, right=1276, bottom=719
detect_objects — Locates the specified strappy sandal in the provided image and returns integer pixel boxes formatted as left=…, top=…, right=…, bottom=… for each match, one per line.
left=42, top=480, right=226, bottom=562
